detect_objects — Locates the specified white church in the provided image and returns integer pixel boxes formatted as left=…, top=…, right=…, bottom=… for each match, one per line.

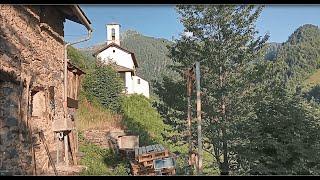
left=93, top=23, right=150, bottom=98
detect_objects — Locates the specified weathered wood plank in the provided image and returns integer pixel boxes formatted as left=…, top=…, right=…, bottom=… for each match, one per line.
left=67, top=97, right=78, bottom=109
left=135, top=148, right=138, bottom=156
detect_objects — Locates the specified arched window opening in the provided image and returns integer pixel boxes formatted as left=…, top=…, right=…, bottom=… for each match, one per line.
left=112, top=28, right=115, bottom=41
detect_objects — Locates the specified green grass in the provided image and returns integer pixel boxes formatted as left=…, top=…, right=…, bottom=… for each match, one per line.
left=78, top=133, right=129, bottom=176
left=75, top=94, right=123, bottom=131
left=304, top=68, right=320, bottom=90
left=121, top=94, right=168, bottom=146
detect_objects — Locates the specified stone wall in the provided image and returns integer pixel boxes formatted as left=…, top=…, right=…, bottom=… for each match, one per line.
left=0, top=5, right=67, bottom=175
left=83, top=130, right=111, bottom=149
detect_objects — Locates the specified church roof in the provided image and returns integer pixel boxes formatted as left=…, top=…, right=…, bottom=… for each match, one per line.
left=92, top=42, right=138, bottom=68
left=110, top=64, right=134, bottom=72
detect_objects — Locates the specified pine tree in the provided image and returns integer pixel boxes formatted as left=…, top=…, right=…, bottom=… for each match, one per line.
left=157, top=5, right=269, bottom=175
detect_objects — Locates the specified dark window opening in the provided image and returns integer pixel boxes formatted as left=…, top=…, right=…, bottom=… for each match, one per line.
left=49, top=86, right=55, bottom=116
left=113, top=50, right=115, bottom=53
left=112, top=28, right=115, bottom=41
left=137, top=79, right=141, bottom=84
left=120, top=72, right=126, bottom=83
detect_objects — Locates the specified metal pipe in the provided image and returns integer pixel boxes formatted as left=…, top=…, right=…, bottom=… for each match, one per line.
left=62, top=5, right=93, bottom=166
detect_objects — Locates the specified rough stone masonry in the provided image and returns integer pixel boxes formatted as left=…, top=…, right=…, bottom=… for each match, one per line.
left=0, top=5, right=71, bottom=175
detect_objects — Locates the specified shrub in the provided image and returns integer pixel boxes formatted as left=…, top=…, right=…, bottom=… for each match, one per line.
left=82, top=62, right=124, bottom=112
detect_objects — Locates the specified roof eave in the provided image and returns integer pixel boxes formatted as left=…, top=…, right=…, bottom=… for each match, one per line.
left=71, top=5, right=92, bottom=31
left=93, top=42, right=139, bottom=68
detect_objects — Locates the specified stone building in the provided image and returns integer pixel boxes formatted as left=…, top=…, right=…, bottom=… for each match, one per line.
left=0, top=5, right=92, bottom=175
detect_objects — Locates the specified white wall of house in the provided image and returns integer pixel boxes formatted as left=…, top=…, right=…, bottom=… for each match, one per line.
left=97, top=47, right=135, bottom=70
left=132, top=76, right=150, bottom=98
left=125, top=71, right=134, bottom=94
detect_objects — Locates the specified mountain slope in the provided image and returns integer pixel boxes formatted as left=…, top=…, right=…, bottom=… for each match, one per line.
left=262, top=24, right=320, bottom=88
left=120, top=30, right=175, bottom=83
left=263, top=42, right=282, bottom=61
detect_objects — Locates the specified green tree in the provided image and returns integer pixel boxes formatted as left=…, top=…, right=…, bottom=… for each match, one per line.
left=156, top=5, right=269, bottom=175
left=67, top=46, right=96, bottom=72
left=82, top=61, right=124, bottom=112
left=155, top=5, right=320, bottom=175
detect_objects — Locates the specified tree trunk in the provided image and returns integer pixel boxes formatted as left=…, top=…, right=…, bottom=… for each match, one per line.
left=221, top=126, right=229, bottom=175
left=220, top=66, right=229, bottom=175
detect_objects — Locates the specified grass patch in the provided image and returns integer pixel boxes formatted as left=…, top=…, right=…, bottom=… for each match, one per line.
left=75, top=95, right=123, bottom=131
left=78, top=133, right=129, bottom=176
left=303, top=68, right=320, bottom=91
left=121, top=94, right=168, bottom=146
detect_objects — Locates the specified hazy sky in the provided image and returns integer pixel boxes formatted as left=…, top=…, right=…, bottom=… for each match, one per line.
left=64, top=5, right=320, bottom=48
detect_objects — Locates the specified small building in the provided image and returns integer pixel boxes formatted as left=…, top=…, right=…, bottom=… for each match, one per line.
left=0, top=5, right=91, bottom=175
left=93, top=23, right=150, bottom=98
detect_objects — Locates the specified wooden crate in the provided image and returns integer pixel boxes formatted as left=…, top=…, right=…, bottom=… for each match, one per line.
left=134, top=144, right=169, bottom=163
left=143, top=160, right=154, bottom=167
left=130, top=144, right=176, bottom=176
left=161, top=167, right=176, bottom=175
left=119, top=149, right=135, bottom=160
left=130, top=161, right=141, bottom=175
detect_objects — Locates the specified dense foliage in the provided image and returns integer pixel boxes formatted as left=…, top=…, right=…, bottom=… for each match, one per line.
left=82, top=63, right=124, bottom=112
left=68, top=46, right=124, bottom=112
left=69, top=12, right=320, bottom=175
left=67, top=46, right=96, bottom=72
left=154, top=5, right=320, bottom=175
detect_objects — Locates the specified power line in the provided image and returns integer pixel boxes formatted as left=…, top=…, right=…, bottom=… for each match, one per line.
left=65, top=34, right=89, bottom=37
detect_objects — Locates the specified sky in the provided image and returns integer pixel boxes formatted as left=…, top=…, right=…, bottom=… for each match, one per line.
left=64, top=5, right=320, bottom=48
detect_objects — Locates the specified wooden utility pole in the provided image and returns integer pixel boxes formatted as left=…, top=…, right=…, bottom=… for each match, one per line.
left=185, top=62, right=202, bottom=175
left=186, top=68, right=194, bottom=175
left=195, top=61, right=202, bottom=175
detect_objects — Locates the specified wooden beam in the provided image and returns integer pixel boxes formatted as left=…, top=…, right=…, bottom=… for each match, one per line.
left=67, top=97, right=78, bottom=109
left=195, top=61, right=202, bottom=175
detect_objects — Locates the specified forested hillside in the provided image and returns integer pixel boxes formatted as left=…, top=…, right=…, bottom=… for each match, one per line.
left=154, top=5, right=320, bottom=176
left=74, top=14, right=320, bottom=175
left=120, top=30, right=175, bottom=83
left=275, top=24, right=320, bottom=90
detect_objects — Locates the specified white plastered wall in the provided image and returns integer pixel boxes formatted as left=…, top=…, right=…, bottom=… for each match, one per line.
left=97, top=47, right=135, bottom=70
